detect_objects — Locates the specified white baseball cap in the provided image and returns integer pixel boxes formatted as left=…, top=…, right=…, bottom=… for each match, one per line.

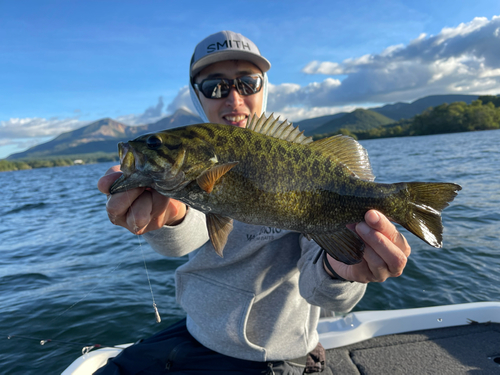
left=190, top=30, right=271, bottom=78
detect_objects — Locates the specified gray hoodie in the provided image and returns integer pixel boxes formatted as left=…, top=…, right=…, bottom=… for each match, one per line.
left=144, top=208, right=366, bottom=362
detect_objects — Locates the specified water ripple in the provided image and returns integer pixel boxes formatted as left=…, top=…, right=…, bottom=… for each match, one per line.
left=2, top=131, right=500, bottom=374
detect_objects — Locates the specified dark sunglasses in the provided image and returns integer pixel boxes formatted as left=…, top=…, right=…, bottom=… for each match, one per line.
left=194, top=74, right=263, bottom=99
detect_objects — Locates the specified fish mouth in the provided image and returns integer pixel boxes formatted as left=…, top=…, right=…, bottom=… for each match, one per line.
left=109, top=141, right=188, bottom=195
left=109, top=171, right=154, bottom=195
left=109, top=142, right=154, bottom=195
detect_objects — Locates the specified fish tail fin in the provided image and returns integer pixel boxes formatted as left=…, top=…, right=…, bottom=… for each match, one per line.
left=394, top=182, right=461, bottom=248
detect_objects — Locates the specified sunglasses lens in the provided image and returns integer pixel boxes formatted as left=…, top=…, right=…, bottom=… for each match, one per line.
left=237, top=76, right=262, bottom=96
left=198, top=75, right=263, bottom=99
left=200, top=79, right=229, bottom=99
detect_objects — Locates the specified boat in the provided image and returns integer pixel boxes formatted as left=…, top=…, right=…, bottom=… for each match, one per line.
left=62, top=301, right=500, bottom=374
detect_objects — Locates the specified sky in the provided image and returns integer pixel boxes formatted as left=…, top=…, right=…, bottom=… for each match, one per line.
left=1, top=0, right=500, bottom=159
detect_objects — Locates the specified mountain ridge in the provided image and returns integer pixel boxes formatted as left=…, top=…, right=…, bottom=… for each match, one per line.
left=297, top=94, right=479, bottom=135
left=7, top=108, right=202, bottom=160
left=312, top=109, right=395, bottom=135
left=6, top=94, right=482, bottom=160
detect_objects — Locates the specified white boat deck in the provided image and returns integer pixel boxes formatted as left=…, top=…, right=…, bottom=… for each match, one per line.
left=319, top=302, right=500, bottom=374
left=63, top=302, right=500, bottom=374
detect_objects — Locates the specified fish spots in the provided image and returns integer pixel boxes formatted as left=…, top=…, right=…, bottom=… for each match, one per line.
left=291, top=150, right=303, bottom=164
left=233, top=134, right=245, bottom=147
left=183, top=130, right=197, bottom=140
left=300, top=164, right=309, bottom=175
left=202, top=126, right=216, bottom=139
left=277, top=144, right=287, bottom=157
left=259, top=154, right=270, bottom=171
left=311, top=160, right=321, bottom=177
left=323, top=158, right=332, bottom=171
left=253, top=139, right=263, bottom=152
left=302, top=148, right=312, bottom=159
left=214, top=136, right=228, bottom=147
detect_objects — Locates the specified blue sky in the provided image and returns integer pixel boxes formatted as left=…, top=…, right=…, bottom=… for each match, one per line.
left=1, top=0, right=500, bottom=158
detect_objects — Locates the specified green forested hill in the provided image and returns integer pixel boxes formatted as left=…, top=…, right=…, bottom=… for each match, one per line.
left=312, top=109, right=395, bottom=136
left=298, top=94, right=479, bottom=135
left=371, top=94, right=479, bottom=121
left=313, top=96, right=500, bottom=141
left=3, top=94, right=499, bottom=172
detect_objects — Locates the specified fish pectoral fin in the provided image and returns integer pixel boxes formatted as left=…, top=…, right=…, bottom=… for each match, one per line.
left=311, top=228, right=365, bottom=265
left=196, top=162, right=239, bottom=193
left=206, top=213, right=234, bottom=257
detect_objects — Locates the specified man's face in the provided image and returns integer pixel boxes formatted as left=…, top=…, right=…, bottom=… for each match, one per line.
left=195, top=60, right=264, bottom=128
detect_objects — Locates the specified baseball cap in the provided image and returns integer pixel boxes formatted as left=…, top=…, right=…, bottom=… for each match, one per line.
left=190, top=30, right=271, bottom=78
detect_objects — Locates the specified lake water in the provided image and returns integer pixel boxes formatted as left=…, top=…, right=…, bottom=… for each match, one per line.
left=1, top=130, right=499, bottom=374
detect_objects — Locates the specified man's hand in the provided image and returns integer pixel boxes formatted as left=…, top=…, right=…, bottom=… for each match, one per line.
left=325, top=210, right=411, bottom=283
left=97, top=165, right=186, bottom=235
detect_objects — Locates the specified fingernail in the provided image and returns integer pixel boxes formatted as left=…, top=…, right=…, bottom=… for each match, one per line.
left=357, top=222, right=370, bottom=235
left=367, top=210, right=380, bottom=225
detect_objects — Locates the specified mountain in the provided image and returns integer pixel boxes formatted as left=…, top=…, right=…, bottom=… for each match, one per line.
left=312, top=109, right=395, bottom=135
left=8, top=108, right=201, bottom=160
left=295, top=113, right=348, bottom=135
left=370, top=94, right=479, bottom=121
left=296, top=94, right=480, bottom=135
left=6, top=94, right=483, bottom=161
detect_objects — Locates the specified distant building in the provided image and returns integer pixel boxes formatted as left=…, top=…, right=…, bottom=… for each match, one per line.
left=73, top=159, right=84, bottom=165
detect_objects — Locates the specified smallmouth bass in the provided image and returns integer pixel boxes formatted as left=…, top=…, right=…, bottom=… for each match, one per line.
left=110, top=114, right=461, bottom=265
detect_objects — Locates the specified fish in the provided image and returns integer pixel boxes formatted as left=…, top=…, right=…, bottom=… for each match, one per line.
left=110, top=113, right=462, bottom=265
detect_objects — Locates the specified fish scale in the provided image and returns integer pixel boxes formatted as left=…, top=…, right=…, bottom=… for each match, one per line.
left=110, top=113, right=461, bottom=265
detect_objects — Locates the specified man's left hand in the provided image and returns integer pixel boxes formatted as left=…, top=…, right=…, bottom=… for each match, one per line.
left=325, top=210, right=411, bottom=283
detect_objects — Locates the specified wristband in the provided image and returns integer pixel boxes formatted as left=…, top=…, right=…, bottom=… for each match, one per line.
left=322, top=252, right=353, bottom=282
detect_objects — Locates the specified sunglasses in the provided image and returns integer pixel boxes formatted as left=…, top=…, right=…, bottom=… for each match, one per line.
left=194, top=74, right=263, bottom=99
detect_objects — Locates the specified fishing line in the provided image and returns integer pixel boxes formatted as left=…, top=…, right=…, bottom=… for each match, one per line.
left=5, top=183, right=161, bottom=356
left=6, top=334, right=126, bottom=355
left=47, top=260, right=128, bottom=327
left=6, top=225, right=132, bottom=348
left=125, top=188, right=161, bottom=323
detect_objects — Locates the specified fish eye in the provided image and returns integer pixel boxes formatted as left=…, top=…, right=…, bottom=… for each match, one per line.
left=146, top=135, right=162, bottom=149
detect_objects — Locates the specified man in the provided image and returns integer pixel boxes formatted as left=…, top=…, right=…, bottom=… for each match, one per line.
left=96, top=30, right=410, bottom=374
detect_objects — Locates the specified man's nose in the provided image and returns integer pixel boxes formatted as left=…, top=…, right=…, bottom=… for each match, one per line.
left=224, top=87, right=244, bottom=106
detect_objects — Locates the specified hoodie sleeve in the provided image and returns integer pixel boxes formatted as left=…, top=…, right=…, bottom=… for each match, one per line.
left=297, top=235, right=367, bottom=312
left=143, top=207, right=209, bottom=257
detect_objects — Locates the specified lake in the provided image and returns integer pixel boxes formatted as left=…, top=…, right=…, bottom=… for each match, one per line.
left=1, top=130, right=499, bottom=374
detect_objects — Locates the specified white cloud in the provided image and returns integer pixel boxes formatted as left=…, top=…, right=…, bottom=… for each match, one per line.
left=161, top=15, right=500, bottom=122
left=0, top=97, right=187, bottom=158
left=166, top=86, right=197, bottom=115
left=5, top=14, right=499, bottom=158
left=0, top=116, right=90, bottom=158
left=380, top=44, right=405, bottom=57
left=302, top=61, right=345, bottom=75
left=0, top=116, right=88, bottom=139
left=116, top=96, right=167, bottom=125
left=276, top=15, right=500, bottom=115
left=435, top=17, right=491, bottom=45
left=270, top=105, right=358, bottom=123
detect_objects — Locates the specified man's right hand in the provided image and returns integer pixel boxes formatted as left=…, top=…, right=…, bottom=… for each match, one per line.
left=97, top=165, right=187, bottom=235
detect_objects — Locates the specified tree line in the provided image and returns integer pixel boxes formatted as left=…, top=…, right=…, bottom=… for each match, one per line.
left=314, top=95, right=500, bottom=141
left=0, top=153, right=119, bottom=172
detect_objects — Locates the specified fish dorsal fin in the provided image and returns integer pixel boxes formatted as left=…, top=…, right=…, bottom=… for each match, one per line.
left=309, top=135, right=375, bottom=181
left=206, top=213, right=233, bottom=257
left=196, top=162, right=239, bottom=193
left=246, top=113, right=313, bottom=145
